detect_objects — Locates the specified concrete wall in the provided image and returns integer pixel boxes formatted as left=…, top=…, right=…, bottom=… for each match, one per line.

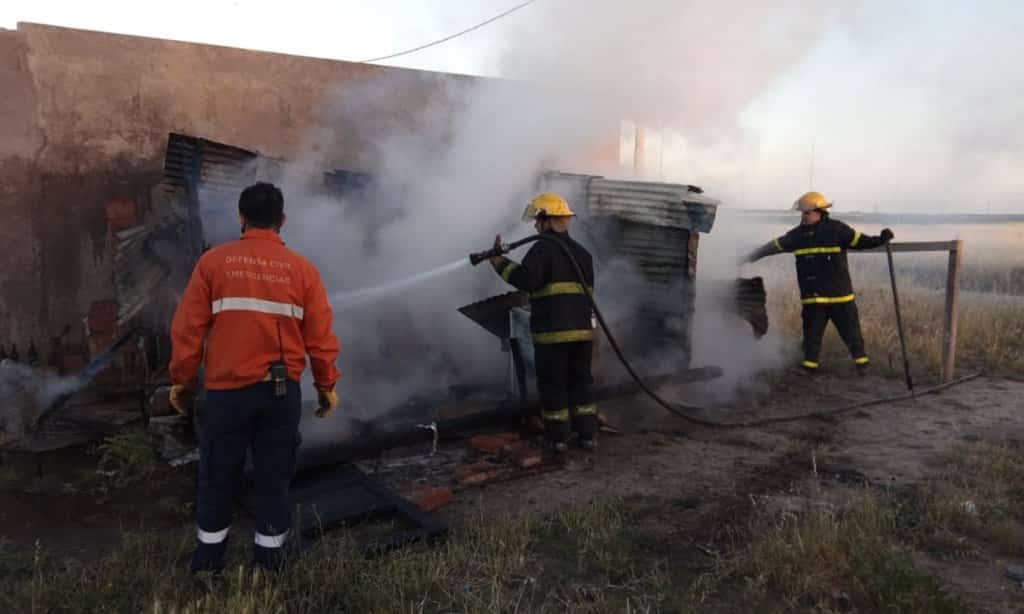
left=0, top=23, right=476, bottom=359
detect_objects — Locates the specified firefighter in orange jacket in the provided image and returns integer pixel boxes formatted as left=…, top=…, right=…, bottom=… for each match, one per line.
left=169, top=182, right=340, bottom=573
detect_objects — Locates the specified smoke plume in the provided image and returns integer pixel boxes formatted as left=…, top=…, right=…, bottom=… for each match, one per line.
left=192, top=2, right=851, bottom=440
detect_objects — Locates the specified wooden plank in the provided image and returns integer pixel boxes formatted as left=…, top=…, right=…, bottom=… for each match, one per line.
left=942, top=240, right=963, bottom=382
left=857, top=241, right=960, bottom=254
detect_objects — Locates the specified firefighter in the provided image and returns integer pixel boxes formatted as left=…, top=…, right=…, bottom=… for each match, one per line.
left=746, top=191, right=894, bottom=375
left=489, top=193, right=598, bottom=452
left=169, top=182, right=340, bottom=573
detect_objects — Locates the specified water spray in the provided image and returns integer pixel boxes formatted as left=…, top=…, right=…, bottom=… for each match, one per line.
left=329, top=259, right=471, bottom=310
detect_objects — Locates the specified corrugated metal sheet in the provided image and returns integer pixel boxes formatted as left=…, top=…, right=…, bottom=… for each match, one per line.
left=586, top=179, right=718, bottom=233
left=539, top=172, right=719, bottom=233
left=161, top=133, right=258, bottom=191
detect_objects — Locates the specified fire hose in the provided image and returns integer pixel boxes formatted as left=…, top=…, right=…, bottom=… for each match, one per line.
left=470, top=234, right=981, bottom=429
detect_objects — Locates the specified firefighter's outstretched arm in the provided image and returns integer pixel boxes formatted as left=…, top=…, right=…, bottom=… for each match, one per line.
left=746, top=239, right=787, bottom=263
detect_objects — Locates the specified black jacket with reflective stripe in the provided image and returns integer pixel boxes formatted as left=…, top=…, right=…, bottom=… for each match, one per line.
left=499, top=231, right=595, bottom=340
left=773, top=217, right=885, bottom=302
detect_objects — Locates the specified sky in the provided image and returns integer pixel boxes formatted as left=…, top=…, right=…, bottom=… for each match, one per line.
left=1, top=0, right=1021, bottom=213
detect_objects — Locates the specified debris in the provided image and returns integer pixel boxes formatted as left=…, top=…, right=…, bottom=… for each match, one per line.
left=454, top=462, right=505, bottom=486
left=962, top=500, right=978, bottom=515
left=416, top=422, right=439, bottom=455
left=1006, top=563, right=1024, bottom=583
left=696, top=544, right=719, bottom=557
left=597, top=411, right=623, bottom=435
left=467, top=433, right=519, bottom=455
left=817, top=463, right=869, bottom=486
left=411, top=486, right=453, bottom=513
left=505, top=442, right=543, bottom=468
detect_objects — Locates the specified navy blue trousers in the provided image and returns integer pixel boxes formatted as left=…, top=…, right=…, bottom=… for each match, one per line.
left=191, top=381, right=301, bottom=572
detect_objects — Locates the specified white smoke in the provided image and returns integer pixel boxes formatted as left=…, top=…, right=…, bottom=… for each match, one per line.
left=0, top=360, right=83, bottom=440
left=192, top=1, right=853, bottom=432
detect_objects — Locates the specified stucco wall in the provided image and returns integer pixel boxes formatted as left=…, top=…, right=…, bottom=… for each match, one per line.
left=0, top=23, right=475, bottom=358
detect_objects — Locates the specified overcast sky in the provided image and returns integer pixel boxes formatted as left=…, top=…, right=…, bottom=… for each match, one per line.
left=2, top=1, right=1021, bottom=212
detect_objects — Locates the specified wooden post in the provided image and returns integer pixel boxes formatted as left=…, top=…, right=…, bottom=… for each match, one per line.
left=942, top=240, right=963, bottom=382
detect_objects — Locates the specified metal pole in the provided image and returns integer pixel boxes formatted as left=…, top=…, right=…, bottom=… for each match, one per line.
left=886, top=242, right=915, bottom=398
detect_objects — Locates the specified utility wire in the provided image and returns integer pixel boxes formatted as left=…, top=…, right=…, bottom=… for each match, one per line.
left=359, top=0, right=538, bottom=63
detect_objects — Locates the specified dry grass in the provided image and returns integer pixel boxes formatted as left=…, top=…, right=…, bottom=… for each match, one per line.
left=769, top=281, right=1024, bottom=377
left=0, top=500, right=675, bottom=614
left=900, top=440, right=1024, bottom=560
left=699, top=498, right=965, bottom=613
left=747, top=222, right=1024, bottom=377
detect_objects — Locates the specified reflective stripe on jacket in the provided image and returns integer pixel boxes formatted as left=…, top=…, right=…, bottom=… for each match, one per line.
left=496, top=231, right=595, bottom=344
left=773, top=217, right=885, bottom=303
left=170, top=229, right=340, bottom=390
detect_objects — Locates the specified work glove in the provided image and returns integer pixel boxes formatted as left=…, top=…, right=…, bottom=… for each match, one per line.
left=169, top=384, right=194, bottom=416
left=489, top=234, right=504, bottom=269
left=315, top=385, right=339, bottom=418
left=880, top=228, right=894, bottom=243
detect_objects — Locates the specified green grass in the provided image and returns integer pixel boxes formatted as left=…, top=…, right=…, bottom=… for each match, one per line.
left=96, top=428, right=161, bottom=487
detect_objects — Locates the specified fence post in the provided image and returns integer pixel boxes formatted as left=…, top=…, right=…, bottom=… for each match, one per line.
left=942, top=240, right=963, bottom=382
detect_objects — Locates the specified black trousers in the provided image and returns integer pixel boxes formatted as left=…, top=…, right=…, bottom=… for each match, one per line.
left=191, top=380, right=301, bottom=572
left=533, top=341, right=597, bottom=443
left=801, top=302, right=869, bottom=368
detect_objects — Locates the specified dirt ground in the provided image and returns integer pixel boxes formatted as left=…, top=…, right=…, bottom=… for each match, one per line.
left=2, top=370, right=1022, bottom=611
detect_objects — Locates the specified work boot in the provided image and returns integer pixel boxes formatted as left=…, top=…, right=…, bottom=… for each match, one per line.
left=798, top=364, right=819, bottom=376
left=190, top=541, right=228, bottom=575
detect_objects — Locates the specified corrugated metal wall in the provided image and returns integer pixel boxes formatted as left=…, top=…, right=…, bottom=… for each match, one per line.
left=539, top=172, right=720, bottom=365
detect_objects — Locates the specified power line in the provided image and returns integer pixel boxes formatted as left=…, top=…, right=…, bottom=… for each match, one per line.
left=359, top=0, right=538, bottom=64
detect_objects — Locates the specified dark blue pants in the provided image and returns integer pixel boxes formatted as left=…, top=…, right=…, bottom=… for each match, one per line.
left=191, top=381, right=301, bottom=572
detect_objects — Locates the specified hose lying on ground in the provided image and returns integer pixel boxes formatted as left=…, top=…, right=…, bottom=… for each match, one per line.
left=490, top=234, right=982, bottom=429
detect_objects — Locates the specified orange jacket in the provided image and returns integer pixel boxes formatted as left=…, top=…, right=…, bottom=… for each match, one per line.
left=170, top=229, right=340, bottom=391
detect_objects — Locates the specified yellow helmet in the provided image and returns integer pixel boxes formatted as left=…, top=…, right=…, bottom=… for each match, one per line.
left=792, top=191, right=832, bottom=212
left=521, top=192, right=575, bottom=222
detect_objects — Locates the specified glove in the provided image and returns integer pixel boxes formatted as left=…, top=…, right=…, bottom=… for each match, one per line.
left=489, top=234, right=504, bottom=268
left=315, top=385, right=339, bottom=418
left=169, top=384, right=194, bottom=415
left=880, top=228, right=894, bottom=243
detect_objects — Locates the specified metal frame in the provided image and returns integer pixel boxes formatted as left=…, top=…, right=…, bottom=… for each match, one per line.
left=856, top=240, right=963, bottom=382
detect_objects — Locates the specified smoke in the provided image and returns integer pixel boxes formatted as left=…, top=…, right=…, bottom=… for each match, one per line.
left=0, top=360, right=83, bottom=440
left=185, top=2, right=851, bottom=437
left=492, top=0, right=845, bottom=140
left=693, top=221, right=791, bottom=402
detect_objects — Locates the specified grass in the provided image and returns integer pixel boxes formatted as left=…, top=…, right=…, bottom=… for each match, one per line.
left=95, top=428, right=161, bottom=487
left=0, top=500, right=677, bottom=614
left=748, top=225, right=1024, bottom=376
left=769, top=280, right=1024, bottom=377
left=897, top=440, right=1024, bottom=560
left=698, top=498, right=965, bottom=613
left=0, top=489, right=979, bottom=613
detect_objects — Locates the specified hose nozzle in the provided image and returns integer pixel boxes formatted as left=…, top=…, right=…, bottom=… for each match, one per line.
left=469, top=244, right=509, bottom=266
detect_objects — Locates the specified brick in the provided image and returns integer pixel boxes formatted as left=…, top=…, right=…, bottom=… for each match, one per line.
left=454, top=462, right=506, bottom=486
left=507, top=445, right=543, bottom=469
left=411, top=486, right=453, bottom=513
left=468, top=433, right=519, bottom=455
